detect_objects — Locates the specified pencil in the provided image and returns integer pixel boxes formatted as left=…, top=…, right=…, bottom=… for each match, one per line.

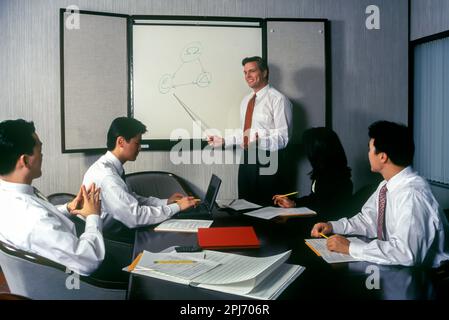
left=277, top=191, right=299, bottom=198
left=176, top=198, right=201, bottom=202
left=319, top=232, right=329, bottom=239
left=153, top=260, right=196, bottom=264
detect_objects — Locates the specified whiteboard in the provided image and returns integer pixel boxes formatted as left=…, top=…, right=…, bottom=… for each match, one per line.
left=132, top=22, right=262, bottom=141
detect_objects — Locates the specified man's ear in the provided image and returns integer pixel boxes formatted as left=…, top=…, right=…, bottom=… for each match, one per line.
left=379, top=152, right=389, bottom=164
left=116, top=136, right=125, bottom=148
left=17, top=154, right=28, bottom=169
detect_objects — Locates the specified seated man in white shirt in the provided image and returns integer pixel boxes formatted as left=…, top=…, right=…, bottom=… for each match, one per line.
left=83, top=117, right=197, bottom=236
left=0, top=119, right=104, bottom=276
left=311, top=120, right=449, bottom=267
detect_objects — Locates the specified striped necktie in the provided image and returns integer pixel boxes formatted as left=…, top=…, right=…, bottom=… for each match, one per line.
left=377, top=184, right=388, bottom=240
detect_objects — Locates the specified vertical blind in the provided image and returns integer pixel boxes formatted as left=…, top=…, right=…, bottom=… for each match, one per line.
left=414, top=36, right=449, bottom=186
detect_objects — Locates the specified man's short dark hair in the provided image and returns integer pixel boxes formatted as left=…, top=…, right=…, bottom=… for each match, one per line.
left=368, top=120, right=415, bottom=167
left=107, top=117, right=147, bottom=150
left=242, top=56, right=269, bottom=80
left=0, top=119, right=36, bottom=175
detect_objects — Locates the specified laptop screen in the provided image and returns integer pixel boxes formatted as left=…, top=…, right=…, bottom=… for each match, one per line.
left=203, top=174, right=222, bottom=211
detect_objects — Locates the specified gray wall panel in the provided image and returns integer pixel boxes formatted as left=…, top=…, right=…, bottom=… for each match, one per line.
left=63, top=13, right=128, bottom=150
left=411, top=0, right=449, bottom=41
left=0, top=0, right=408, bottom=204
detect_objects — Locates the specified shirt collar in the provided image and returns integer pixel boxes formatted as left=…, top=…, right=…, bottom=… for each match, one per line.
left=253, top=84, right=270, bottom=99
left=384, top=166, right=413, bottom=192
left=104, top=151, right=124, bottom=176
left=0, top=179, right=34, bottom=196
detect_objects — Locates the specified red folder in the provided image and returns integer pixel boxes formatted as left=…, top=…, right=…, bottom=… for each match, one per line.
left=197, top=226, right=260, bottom=249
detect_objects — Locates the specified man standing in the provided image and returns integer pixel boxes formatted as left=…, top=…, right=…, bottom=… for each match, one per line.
left=311, top=121, right=449, bottom=267
left=83, top=117, right=197, bottom=235
left=0, top=119, right=104, bottom=275
left=208, top=56, right=293, bottom=205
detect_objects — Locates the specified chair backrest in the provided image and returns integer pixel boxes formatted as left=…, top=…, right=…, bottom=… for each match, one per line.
left=47, top=193, right=76, bottom=205
left=0, top=241, right=127, bottom=300
left=125, top=171, right=195, bottom=198
left=347, top=183, right=378, bottom=216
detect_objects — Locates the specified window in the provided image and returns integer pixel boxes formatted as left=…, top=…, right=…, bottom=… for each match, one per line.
left=413, top=35, right=449, bottom=186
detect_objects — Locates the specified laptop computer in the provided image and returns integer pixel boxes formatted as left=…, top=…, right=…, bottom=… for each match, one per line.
left=173, top=174, right=222, bottom=219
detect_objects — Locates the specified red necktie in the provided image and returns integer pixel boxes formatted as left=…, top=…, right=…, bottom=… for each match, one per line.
left=243, top=94, right=256, bottom=148
left=377, top=184, right=388, bottom=240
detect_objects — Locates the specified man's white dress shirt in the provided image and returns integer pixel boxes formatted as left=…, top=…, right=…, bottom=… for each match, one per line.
left=224, top=85, right=293, bottom=151
left=82, top=152, right=180, bottom=232
left=331, top=167, right=449, bottom=267
left=0, top=179, right=104, bottom=275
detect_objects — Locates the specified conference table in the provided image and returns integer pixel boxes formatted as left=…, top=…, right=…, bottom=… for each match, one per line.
left=127, top=209, right=443, bottom=300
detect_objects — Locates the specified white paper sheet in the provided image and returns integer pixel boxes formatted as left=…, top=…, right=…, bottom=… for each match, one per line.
left=154, top=219, right=213, bottom=232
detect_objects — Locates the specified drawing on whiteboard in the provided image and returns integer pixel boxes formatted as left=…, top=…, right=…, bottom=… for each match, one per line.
left=158, top=42, right=212, bottom=94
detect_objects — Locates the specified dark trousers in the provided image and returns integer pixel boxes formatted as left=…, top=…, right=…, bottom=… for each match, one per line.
left=238, top=148, right=288, bottom=206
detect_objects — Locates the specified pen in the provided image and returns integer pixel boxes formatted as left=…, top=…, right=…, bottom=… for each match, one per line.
left=153, top=260, right=197, bottom=264
left=176, top=198, right=201, bottom=202
left=319, top=232, right=329, bottom=239
left=277, top=191, right=299, bottom=198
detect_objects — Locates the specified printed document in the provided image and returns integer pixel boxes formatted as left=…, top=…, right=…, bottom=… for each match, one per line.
left=126, top=248, right=304, bottom=299
left=244, top=206, right=317, bottom=220
left=134, top=251, right=220, bottom=280
left=305, top=238, right=361, bottom=263
left=154, top=219, right=213, bottom=233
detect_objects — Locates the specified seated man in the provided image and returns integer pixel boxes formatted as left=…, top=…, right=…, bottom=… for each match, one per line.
left=83, top=117, right=197, bottom=235
left=311, top=121, right=449, bottom=267
left=0, top=119, right=104, bottom=276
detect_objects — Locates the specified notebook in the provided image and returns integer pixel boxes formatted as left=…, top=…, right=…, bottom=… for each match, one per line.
left=197, top=226, right=260, bottom=249
left=174, top=174, right=221, bottom=219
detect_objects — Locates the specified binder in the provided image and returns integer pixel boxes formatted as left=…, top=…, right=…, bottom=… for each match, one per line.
left=197, top=226, right=260, bottom=249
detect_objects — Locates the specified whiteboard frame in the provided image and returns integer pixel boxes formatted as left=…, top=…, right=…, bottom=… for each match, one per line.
left=60, top=10, right=330, bottom=152
left=130, top=15, right=266, bottom=150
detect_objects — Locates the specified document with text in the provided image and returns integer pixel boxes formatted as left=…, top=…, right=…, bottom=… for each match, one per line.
left=154, top=219, right=213, bottom=233
left=305, top=238, right=361, bottom=263
left=126, top=248, right=304, bottom=299
left=244, top=206, right=317, bottom=220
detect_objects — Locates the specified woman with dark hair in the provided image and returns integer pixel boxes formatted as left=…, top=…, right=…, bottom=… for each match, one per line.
left=273, top=127, right=353, bottom=221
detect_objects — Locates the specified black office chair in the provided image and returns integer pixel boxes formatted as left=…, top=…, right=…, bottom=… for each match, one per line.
left=47, top=192, right=76, bottom=205
left=0, top=241, right=127, bottom=300
left=125, top=171, right=196, bottom=198
left=47, top=192, right=132, bottom=284
left=347, top=183, right=378, bottom=215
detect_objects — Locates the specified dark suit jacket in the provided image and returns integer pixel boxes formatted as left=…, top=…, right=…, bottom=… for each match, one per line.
left=294, top=173, right=353, bottom=222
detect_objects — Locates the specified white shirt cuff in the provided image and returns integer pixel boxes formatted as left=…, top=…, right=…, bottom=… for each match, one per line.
left=168, top=203, right=181, bottom=215
left=85, top=214, right=103, bottom=232
left=348, top=238, right=366, bottom=259
left=56, top=203, right=70, bottom=216
left=330, top=220, right=346, bottom=234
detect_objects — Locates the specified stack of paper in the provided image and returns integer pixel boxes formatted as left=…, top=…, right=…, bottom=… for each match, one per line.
left=243, top=206, right=317, bottom=220
left=126, top=248, right=304, bottom=300
left=154, top=219, right=213, bottom=233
